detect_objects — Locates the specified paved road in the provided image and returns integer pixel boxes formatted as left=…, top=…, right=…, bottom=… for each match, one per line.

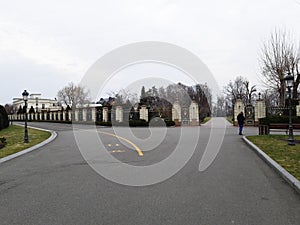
left=0, top=118, right=299, bottom=225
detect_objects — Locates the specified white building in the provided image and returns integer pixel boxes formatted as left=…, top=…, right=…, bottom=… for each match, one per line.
left=13, top=93, right=61, bottom=113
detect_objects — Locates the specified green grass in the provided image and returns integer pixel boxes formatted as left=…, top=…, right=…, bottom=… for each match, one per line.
left=247, top=135, right=300, bottom=180
left=0, top=125, right=51, bottom=158
left=201, top=117, right=211, bottom=124
left=226, top=117, right=234, bottom=124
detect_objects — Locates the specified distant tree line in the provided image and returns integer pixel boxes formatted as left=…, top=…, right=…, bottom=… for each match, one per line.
left=109, top=82, right=212, bottom=121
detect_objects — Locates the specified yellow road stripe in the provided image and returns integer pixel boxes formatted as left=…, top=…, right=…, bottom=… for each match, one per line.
left=109, top=150, right=126, bottom=153
left=98, top=131, right=144, bottom=157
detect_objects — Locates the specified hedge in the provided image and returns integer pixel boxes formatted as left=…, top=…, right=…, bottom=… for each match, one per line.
left=0, top=105, right=9, bottom=130
left=259, top=115, right=300, bottom=125
left=97, top=119, right=175, bottom=127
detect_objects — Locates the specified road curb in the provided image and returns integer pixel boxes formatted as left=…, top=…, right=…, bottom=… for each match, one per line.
left=242, top=136, right=300, bottom=195
left=0, top=125, right=57, bottom=164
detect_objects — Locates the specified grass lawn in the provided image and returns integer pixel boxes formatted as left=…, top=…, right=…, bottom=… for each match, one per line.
left=247, top=135, right=300, bottom=180
left=201, top=117, right=211, bottom=124
left=226, top=117, right=234, bottom=124
left=0, top=125, right=51, bottom=158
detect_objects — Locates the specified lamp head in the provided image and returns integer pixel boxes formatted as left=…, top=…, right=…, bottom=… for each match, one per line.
left=284, top=73, right=294, bottom=88
left=22, top=90, right=29, bottom=101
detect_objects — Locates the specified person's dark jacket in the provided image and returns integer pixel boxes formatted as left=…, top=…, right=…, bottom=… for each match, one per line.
left=237, top=113, right=245, bottom=125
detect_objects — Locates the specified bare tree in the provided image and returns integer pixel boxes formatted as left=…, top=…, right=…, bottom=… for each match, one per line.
left=109, top=89, right=138, bottom=106
left=224, top=76, right=257, bottom=117
left=4, top=104, right=14, bottom=114
left=57, top=82, right=90, bottom=108
left=213, top=96, right=226, bottom=117
left=224, top=76, right=247, bottom=104
left=260, top=88, right=280, bottom=108
left=243, top=81, right=257, bottom=105
left=259, top=29, right=300, bottom=106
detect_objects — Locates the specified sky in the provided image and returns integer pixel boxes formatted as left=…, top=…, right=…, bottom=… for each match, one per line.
left=0, top=0, right=300, bottom=105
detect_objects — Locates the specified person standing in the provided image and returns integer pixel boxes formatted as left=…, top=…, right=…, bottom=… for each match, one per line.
left=237, top=112, right=245, bottom=135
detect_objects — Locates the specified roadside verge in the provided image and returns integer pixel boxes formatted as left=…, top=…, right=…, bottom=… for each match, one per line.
left=0, top=125, right=57, bottom=164
left=242, top=136, right=300, bottom=195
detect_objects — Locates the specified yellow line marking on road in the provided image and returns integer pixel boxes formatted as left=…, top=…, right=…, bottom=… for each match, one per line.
left=98, top=131, right=144, bottom=157
left=109, top=150, right=126, bottom=153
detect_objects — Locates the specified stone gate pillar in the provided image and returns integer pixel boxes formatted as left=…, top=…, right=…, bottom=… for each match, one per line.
left=68, top=111, right=72, bottom=121
left=74, top=109, right=79, bottom=122
left=139, top=105, right=148, bottom=122
left=254, top=100, right=266, bottom=125
left=297, top=105, right=300, bottom=117
left=62, top=110, right=66, bottom=121
left=172, top=101, right=181, bottom=126
left=103, top=107, right=108, bottom=122
left=91, top=108, right=96, bottom=122
left=115, top=106, right=123, bottom=122
left=234, top=98, right=245, bottom=126
left=82, top=108, right=87, bottom=121
left=189, top=101, right=199, bottom=126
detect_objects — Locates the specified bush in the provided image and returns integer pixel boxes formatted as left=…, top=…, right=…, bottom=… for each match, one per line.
left=129, top=120, right=149, bottom=127
left=97, top=119, right=175, bottom=127
left=259, top=115, right=300, bottom=125
left=164, top=119, right=175, bottom=127
left=0, top=105, right=9, bottom=130
left=96, top=121, right=112, bottom=127
left=0, top=137, right=7, bottom=149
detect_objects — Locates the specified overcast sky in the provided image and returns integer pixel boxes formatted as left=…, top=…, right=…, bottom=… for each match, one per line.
left=1, top=0, right=300, bottom=105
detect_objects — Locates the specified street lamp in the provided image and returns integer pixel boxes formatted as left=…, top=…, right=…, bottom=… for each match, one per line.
left=35, top=97, right=38, bottom=113
left=22, top=90, right=29, bottom=143
left=284, top=73, right=295, bottom=146
left=10, top=109, right=14, bottom=125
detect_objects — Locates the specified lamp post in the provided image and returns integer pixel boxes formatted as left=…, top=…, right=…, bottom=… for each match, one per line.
left=10, top=109, right=14, bottom=125
left=35, top=97, right=38, bottom=113
left=284, top=73, right=295, bottom=146
left=22, top=90, right=29, bottom=143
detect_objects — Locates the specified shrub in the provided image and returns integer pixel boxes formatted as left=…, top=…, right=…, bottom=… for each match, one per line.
left=0, top=137, right=7, bottom=149
left=259, top=115, right=300, bottom=125
left=129, top=120, right=149, bottom=127
left=96, top=121, right=112, bottom=127
left=97, top=119, right=175, bottom=127
left=164, top=119, right=175, bottom=127
left=0, top=105, right=9, bottom=130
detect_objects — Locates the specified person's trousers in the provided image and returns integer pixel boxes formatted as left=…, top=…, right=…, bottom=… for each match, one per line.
left=239, top=124, right=243, bottom=134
